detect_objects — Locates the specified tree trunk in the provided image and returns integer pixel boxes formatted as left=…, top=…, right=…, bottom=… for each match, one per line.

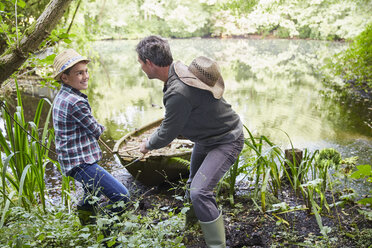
left=284, top=148, right=303, bottom=182
left=0, top=0, right=73, bottom=85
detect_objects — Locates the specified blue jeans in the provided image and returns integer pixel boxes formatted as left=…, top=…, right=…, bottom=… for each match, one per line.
left=188, top=133, right=244, bottom=222
left=69, top=163, right=130, bottom=211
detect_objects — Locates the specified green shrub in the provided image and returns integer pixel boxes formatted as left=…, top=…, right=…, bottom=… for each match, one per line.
left=298, top=25, right=312, bottom=39
left=275, top=27, right=291, bottom=39
left=0, top=206, right=96, bottom=247
left=328, top=23, right=372, bottom=91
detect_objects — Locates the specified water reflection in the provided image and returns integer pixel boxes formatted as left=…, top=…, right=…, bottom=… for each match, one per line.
left=86, top=38, right=370, bottom=164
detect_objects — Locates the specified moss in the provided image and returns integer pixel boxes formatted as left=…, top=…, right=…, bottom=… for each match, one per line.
left=23, top=22, right=36, bottom=37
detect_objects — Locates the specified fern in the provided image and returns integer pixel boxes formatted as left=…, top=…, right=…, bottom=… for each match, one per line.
left=168, top=157, right=191, bottom=168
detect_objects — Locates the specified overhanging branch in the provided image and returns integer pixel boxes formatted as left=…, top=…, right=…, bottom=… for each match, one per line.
left=0, top=0, right=74, bottom=85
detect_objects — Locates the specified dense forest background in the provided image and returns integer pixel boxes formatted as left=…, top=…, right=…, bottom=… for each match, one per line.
left=1, top=0, right=371, bottom=92
left=82, top=0, right=371, bottom=40
left=1, top=0, right=371, bottom=49
left=61, top=0, right=371, bottom=40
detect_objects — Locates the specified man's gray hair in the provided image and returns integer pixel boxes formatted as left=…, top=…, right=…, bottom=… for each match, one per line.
left=136, top=35, right=173, bottom=67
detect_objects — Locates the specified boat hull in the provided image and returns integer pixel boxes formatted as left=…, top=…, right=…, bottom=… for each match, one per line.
left=113, top=118, right=192, bottom=186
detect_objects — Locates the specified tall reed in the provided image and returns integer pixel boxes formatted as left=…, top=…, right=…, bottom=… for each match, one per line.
left=218, top=124, right=344, bottom=235
left=219, top=152, right=253, bottom=206
left=0, top=80, right=55, bottom=214
left=242, top=125, right=284, bottom=211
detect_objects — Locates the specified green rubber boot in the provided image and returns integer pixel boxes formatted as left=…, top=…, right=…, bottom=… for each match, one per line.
left=199, top=212, right=226, bottom=248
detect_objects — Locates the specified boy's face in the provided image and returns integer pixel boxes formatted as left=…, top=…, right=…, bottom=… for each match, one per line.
left=61, top=62, right=89, bottom=91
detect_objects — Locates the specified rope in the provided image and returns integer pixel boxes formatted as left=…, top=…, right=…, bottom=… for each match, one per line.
left=98, top=137, right=114, bottom=154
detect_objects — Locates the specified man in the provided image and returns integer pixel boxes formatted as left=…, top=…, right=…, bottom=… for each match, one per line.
left=136, top=36, right=244, bottom=248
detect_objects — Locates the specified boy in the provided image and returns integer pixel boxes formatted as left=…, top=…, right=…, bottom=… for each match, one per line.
left=52, top=49, right=130, bottom=221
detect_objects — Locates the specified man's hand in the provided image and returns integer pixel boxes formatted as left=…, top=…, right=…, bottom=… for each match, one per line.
left=140, top=139, right=149, bottom=154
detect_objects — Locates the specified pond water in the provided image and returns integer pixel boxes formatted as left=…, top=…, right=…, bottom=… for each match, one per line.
left=89, top=38, right=371, bottom=164
left=7, top=38, right=371, bottom=190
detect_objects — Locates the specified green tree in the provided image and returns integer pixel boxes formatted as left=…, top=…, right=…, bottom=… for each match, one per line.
left=219, top=0, right=258, bottom=16
left=0, top=0, right=74, bottom=85
left=328, top=23, right=372, bottom=92
left=75, top=0, right=214, bottom=39
left=0, top=0, right=51, bottom=54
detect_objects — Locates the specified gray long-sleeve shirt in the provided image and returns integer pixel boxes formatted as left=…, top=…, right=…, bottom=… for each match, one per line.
left=146, top=62, right=243, bottom=150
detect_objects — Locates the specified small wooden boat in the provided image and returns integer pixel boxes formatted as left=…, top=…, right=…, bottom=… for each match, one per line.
left=113, top=118, right=193, bottom=186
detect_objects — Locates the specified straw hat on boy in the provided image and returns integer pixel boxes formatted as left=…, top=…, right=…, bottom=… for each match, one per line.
left=174, top=56, right=225, bottom=99
left=53, top=49, right=90, bottom=81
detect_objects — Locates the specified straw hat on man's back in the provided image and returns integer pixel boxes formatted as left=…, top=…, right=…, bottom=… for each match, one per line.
left=53, top=49, right=90, bottom=81
left=174, top=56, right=225, bottom=99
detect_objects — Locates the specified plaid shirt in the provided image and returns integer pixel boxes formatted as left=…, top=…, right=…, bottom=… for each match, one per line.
left=53, top=84, right=104, bottom=175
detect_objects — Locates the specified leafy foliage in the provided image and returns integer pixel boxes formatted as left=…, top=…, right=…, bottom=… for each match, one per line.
left=0, top=198, right=187, bottom=247
left=0, top=0, right=51, bottom=53
left=0, top=0, right=82, bottom=84
left=0, top=0, right=370, bottom=246
left=211, top=0, right=371, bottom=39
left=0, top=80, right=56, bottom=214
left=0, top=206, right=96, bottom=247
left=326, top=23, right=372, bottom=92
left=219, top=0, right=258, bottom=16
left=168, top=157, right=191, bottom=168
left=56, top=0, right=371, bottom=40
left=315, top=148, right=341, bottom=191
left=350, top=164, right=372, bottom=205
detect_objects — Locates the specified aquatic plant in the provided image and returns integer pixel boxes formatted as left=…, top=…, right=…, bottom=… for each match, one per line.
left=0, top=80, right=56, bottom=218
left=300, top=179, right=332, bottom=236
left=315, top=148, right=341, bottom=192
left=239, top=126, right=319, bottom=212
left=240, top=125, right=285, bottom=212
left=280, top=130, right=319, bottom=195
left=218, top=150, right=253, bottom=206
